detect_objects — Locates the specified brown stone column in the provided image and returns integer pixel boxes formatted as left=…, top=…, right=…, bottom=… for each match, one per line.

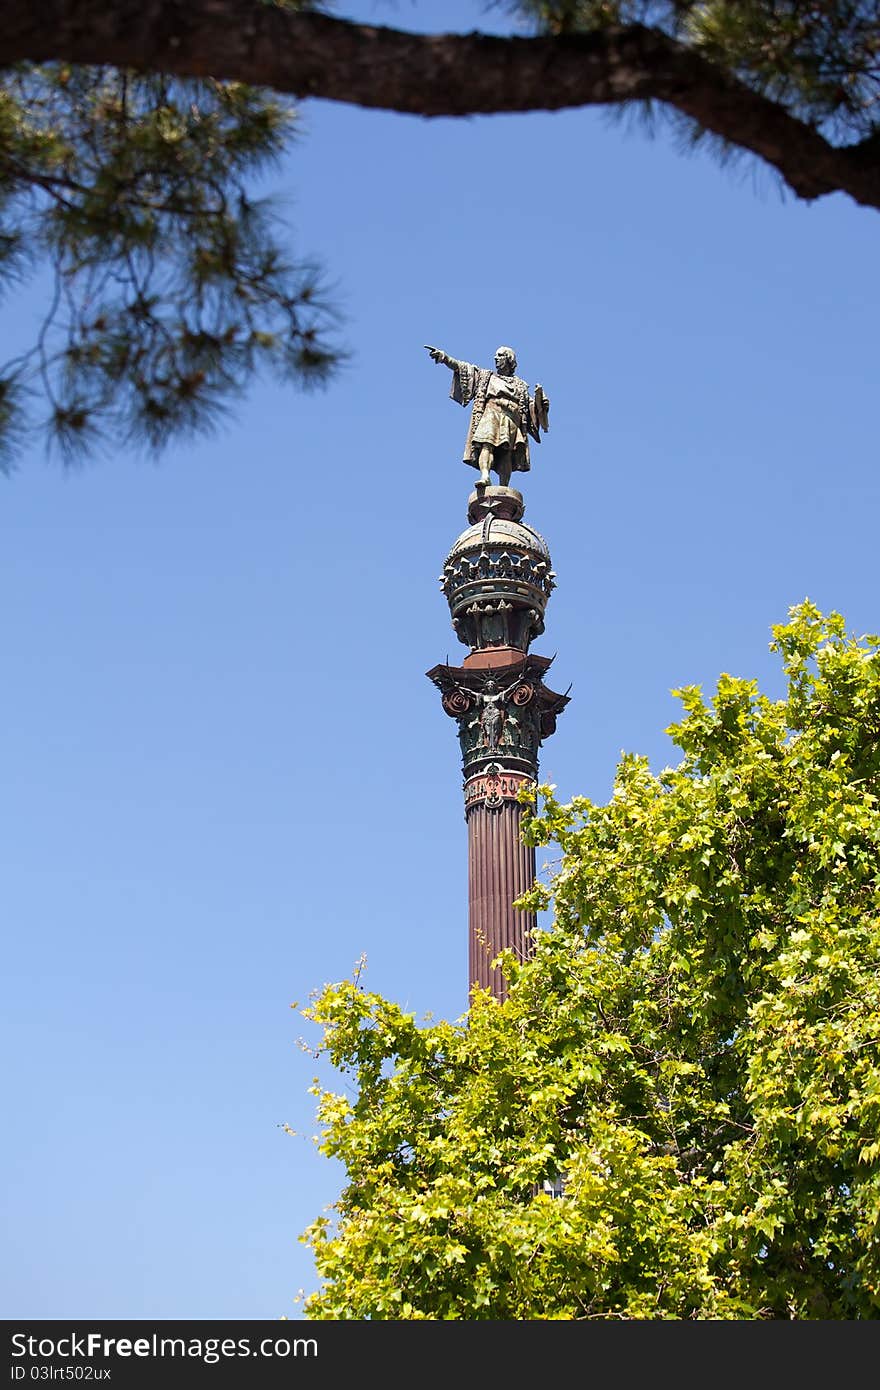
left=466, top=797, right=536, bottom=1001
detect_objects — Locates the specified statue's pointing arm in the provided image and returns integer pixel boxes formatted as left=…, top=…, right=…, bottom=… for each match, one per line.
left=425, top=345, right=474, bottom=407
left=425, top=345, right=460, bottom=371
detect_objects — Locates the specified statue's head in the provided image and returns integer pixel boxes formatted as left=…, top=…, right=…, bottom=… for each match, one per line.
left=494, top=346, right=517, bottom=374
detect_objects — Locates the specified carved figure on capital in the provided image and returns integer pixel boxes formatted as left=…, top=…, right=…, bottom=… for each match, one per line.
left=428, top=655, right=564, bottom=772
left=464, top=675, right=523, bottom=752
left=436, top=673, right=534, bottom=757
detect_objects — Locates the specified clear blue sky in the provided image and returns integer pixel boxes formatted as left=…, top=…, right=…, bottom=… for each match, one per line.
left=2, top=0, right=878, bottom=1320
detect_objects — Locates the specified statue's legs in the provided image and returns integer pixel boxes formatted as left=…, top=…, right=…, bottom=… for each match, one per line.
left=476, top=444, right=513, bottom=487
left=495, top=449, right=512, bottom=488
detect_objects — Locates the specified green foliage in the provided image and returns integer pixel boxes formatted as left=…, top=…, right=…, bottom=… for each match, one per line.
left=301, top=603, right=880, bottom=1319
left=0, top=62, right=340, bottom=468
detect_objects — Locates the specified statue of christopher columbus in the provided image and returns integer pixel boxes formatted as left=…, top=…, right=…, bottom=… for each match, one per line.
left=425, top=344, right=550, bottom=488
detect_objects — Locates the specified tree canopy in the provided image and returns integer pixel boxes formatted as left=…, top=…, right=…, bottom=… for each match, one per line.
left=300, top=603, right=880, bottom=1319
left=1, top=2, right=879, bottom=464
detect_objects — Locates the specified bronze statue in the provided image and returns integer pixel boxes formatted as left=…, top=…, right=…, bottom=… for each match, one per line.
left=425, top=344, right=550, bottom=487
left=468, top=675, right=524, bottom=752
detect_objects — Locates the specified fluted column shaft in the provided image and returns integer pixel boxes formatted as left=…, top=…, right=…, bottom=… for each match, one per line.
left=466, top=799, right=536, bottom=1001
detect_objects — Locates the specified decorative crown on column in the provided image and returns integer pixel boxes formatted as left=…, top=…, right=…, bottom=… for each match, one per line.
left=427, top=484, right=569, bottom=805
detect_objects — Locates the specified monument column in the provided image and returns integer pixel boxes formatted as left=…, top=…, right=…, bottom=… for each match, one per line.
left=424, top=341, right=567, bottom=1001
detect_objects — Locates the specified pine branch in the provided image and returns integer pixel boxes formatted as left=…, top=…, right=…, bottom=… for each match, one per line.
left=1, top=4, right=878, bottom=210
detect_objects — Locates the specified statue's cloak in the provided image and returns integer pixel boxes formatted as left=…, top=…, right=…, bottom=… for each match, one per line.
left=450, top=362, right=541, bottom=471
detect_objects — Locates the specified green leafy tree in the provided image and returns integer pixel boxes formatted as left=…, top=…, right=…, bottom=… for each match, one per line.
left=300, top=603, right=880, bottom=1319
left=1, top=2, right=880, bottom=465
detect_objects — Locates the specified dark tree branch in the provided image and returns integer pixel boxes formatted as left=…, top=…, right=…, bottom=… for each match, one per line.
left=1, top=2, right=879, bottom=211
